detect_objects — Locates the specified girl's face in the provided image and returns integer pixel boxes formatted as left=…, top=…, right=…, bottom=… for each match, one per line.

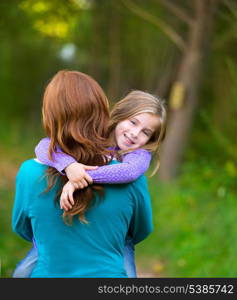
left=115, top=112, right=159, bottom=150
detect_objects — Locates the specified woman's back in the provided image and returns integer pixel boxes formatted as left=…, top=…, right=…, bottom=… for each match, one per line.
left=12, top=159, right=153, bottom=278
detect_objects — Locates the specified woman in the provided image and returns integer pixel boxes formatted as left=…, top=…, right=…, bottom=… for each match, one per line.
left=12, top=70, right=153, bottom=277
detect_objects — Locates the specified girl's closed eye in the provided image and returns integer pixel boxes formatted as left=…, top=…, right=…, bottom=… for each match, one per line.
left=143, top=130, right=150, bottom=137
left=143, top=129, right=152, bottom=137
left=130, top=119, right=136, bottom=125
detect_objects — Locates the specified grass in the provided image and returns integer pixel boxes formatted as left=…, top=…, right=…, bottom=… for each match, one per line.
left=136, top=165, right=237, bottom=277
left=1, top=122, right=236, bottom=277
left=0, top=120, right=43, bottom=277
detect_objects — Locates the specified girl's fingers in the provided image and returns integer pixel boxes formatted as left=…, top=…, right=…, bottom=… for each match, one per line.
left=60, top=194, right=65, bottom=210
left=77, top=182, right=84, bottom=189
left=62, top=200, right=71, bottom=211
left=78, top=179, right=89, bottom=189
left=68, top=188, right=74, bottom=205
left=84, top=165, right=98, bottom=171
left=64, top=200, right=72, bottom=211
left=61, top=191, right=72, bottom=211
left=72, top=182, right=79, bottom=189
left=60, top=198, right=68, bottom=211
left=84, top=173, right=93, bottom=184
left=80, top=179, right=88, bottom=188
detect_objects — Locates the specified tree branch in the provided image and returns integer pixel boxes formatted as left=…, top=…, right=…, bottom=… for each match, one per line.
left=121, top=0, right=187, bottom=52
left=159, top=0, right=194, bottom=27
left=214, top=0, right=237, bottom=48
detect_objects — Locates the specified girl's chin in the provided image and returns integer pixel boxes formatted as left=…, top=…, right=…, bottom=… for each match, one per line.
left=119, top=145, right=130, bottom=151
left=118, top=139, right=137, bottom=151
left=121, top=144, right=137, bottom=151
left=120, top=146, right=129, bottom=151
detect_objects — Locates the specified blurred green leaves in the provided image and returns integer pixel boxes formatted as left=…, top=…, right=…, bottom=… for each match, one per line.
left=0, top=0, right=237, bottom=277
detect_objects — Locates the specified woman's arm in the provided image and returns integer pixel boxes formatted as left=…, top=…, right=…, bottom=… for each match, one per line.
left=129, top=176, right=153, bottom=245
left=12, top=162, right=34, bottom=242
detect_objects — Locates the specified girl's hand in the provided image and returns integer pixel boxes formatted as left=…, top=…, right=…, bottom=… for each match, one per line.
left=64, top=162, right=98, bottom=187
left=60, top=181, right=76, bottom=211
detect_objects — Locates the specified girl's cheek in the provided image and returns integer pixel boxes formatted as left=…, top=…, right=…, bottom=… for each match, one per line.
left=138, top=137, right=147, bottom=147
left=143, top=136, right=150, bottom=146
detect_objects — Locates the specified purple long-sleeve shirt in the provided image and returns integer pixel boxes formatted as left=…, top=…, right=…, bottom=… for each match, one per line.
left=35, top=137, right=152, bottom=184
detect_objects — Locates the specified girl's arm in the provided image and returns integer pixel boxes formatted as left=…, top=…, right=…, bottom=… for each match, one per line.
left=35, top=138, right=152, bottom=184
left=35, top=138, right=97, bottom=186
left=87, top=149, right=152, bottom=184
left=60, top=151, right=152, bottom=211
left=35, top=137, right=76, bottom=174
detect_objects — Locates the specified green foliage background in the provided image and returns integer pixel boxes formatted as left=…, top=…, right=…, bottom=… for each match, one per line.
left=0, top=0, right=236, bottom=277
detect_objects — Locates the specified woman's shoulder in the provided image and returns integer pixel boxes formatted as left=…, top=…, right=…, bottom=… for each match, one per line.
left=128, top=173, right=149, bottom=193
left=17, top=158, right=47, bottom=178
left=19, top=158, right=44, bottom=168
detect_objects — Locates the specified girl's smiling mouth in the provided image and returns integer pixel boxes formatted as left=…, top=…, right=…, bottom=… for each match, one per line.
left=124, top=133, right=135, bottom=145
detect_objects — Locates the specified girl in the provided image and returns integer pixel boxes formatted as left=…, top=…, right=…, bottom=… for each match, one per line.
left=13, top=90, right=167, bottom=278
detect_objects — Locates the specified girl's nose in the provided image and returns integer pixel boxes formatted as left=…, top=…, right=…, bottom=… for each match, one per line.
left=131, top=128, right=140, bottom=139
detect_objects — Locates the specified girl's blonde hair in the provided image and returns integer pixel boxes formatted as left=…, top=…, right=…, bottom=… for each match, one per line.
left=42, top=70, right=111, bottom=224
left=108, top=90, right=167, bottom=176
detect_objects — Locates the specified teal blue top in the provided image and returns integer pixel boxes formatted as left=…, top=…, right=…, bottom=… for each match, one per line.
left=12, top=159, right=153, bottom=278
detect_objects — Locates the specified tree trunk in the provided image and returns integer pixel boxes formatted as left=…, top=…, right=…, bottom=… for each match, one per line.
left=159, top=0, right=219, bottom=181
left=107, top=3, right=121, bottom=100
left=88, top=2, right=104, bottom=78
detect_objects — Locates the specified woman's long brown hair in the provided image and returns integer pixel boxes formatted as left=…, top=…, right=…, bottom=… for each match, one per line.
left=42, top=70, right=111, bottom=224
